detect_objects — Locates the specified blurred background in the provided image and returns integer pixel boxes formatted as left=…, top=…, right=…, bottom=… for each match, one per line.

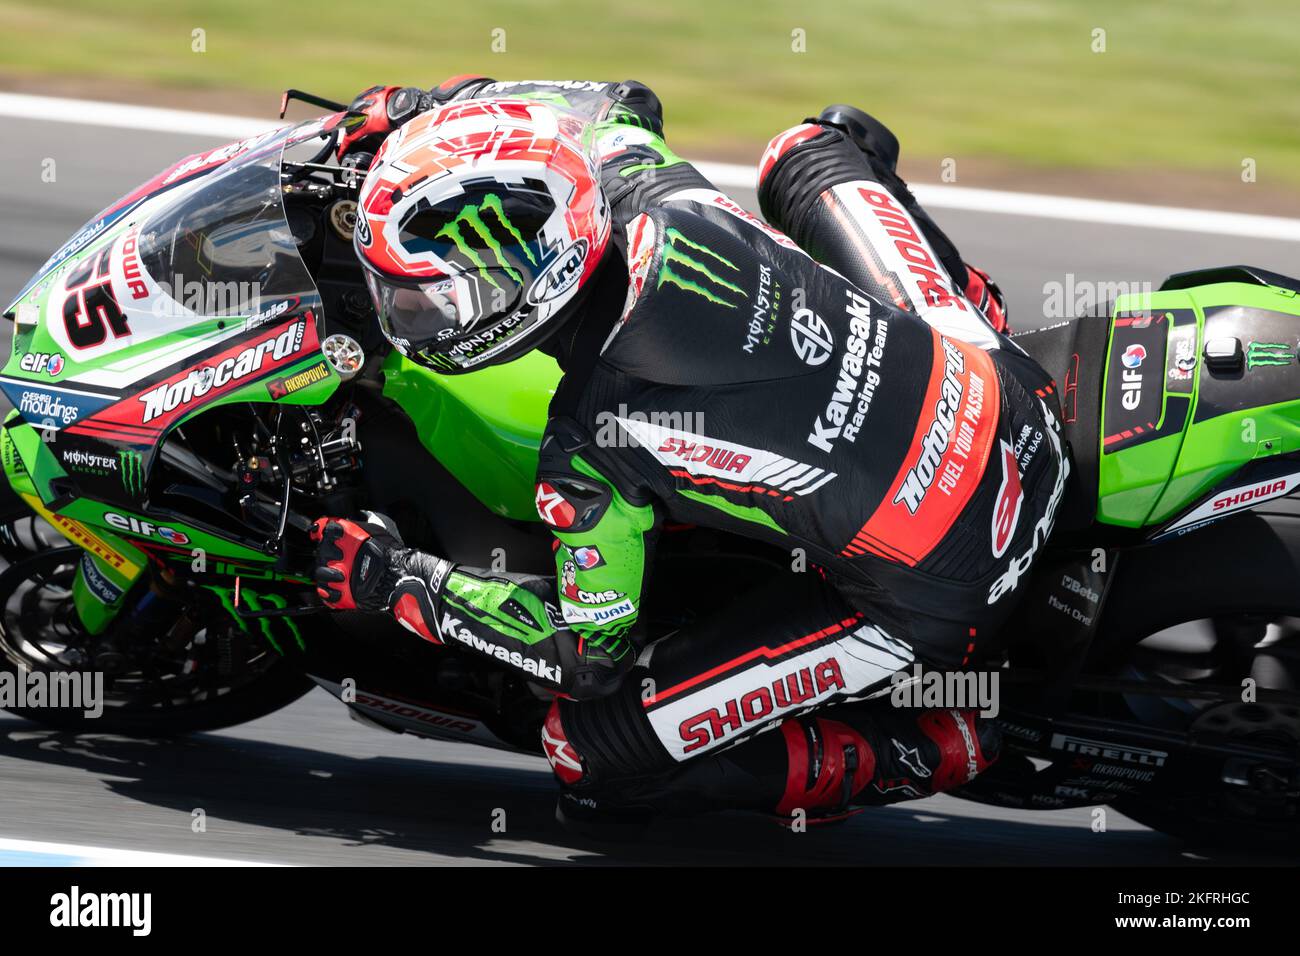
left=2, top=0, right=1299, bottom=211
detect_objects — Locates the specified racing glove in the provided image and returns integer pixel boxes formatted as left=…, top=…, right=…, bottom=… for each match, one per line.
left=963, top=263, right=1009, bottom=333
left=310, top=514, right=633, bottom=698
left=311, top=512, right=422, bottom=612
left=335, top=77, right=493, bottom=163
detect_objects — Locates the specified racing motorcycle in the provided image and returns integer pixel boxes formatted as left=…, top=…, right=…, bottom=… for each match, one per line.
left=0, top=103, right=1296, bottom=850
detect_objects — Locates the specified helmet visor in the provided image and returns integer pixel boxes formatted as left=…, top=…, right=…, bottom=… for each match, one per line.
left=365, top=268, right=537, bottom=371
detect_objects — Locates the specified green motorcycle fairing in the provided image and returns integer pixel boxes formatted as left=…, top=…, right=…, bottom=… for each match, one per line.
left=0, top=119, right=351, bottom=630
left=1097, top=274, right=1300, bottom=536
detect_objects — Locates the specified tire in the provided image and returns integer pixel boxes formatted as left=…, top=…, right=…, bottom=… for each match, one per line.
left=1090, top=510, right=1300, bottom=850
left=0, top=546, right=315, bottom=736
left=1097, top=508, right=1300, bottom=648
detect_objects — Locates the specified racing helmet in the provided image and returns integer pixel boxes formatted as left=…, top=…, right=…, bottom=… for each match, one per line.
left=355, top=98, right=612, bottom=373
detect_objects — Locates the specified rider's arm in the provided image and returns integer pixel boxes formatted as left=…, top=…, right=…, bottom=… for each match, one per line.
left=427, top=431, right=657, bottom=702
left=312, top=425, right=656, bottom=701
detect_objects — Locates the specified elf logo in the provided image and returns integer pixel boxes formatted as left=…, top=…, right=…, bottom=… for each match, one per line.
left=103, top=512, right=190, bottom=546
left=19, top=352, right=64, bottom=376
left=1118, top=343, right=1148, bottom=411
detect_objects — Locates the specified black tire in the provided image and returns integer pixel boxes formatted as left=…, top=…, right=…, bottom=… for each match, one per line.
left=1097, top=507, right=1300, bottom=648
left=1090, top=509, right=1300, bottom=850
left=0, top=546, right=316, bottom=736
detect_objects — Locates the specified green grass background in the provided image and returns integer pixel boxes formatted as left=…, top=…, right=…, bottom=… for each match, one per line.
left=2, top=0, right=1298, bottom=182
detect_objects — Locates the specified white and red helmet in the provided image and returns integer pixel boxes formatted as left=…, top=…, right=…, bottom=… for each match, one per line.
left=355, top=98, right=611, bottom=372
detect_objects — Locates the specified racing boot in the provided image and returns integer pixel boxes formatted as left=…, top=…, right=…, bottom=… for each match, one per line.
left=543, top=695, right=1000, bottom=834
left=771, top=706, right=1002, bottom=823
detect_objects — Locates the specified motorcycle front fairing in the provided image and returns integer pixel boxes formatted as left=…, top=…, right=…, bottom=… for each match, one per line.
left=0, top=117, right=347, bottom=628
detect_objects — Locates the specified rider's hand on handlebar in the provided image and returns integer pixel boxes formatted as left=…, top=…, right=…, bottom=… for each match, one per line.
left=335, top=85, right=429, bottom=163
left=310, top=513, right=405, bottom=612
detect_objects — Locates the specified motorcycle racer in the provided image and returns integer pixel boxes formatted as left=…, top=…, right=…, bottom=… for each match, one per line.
left=313, top=77, right=1066, bottom=828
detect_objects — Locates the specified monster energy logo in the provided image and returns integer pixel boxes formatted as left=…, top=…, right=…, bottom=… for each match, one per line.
left=204, top=585, right=303, bottom=655
left=119, top=451, right=144, bottom=497
left=1246, top=341, right=1292, bottom=368
left=657, top=227, right=746, bottom=308
left=434, top=193, right=537, bottom=289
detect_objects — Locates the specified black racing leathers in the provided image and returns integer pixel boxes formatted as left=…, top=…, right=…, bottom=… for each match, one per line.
left=360, top=80, right=1067, bottom=810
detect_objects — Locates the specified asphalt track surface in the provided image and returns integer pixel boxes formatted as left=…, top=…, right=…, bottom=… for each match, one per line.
left=0, top=116, right=1298, bottom=865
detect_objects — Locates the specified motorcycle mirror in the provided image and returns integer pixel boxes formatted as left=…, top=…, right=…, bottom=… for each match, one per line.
left=279, top=89, right=349, bottom=120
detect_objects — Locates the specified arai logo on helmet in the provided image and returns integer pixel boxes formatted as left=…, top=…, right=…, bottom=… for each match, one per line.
left=526, top=239, right=589, bottom=306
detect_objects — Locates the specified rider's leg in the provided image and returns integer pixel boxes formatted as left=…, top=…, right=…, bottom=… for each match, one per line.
left=757, top=106, right=1009, bottom=338
left=540, top=570, right=1000, bottom=827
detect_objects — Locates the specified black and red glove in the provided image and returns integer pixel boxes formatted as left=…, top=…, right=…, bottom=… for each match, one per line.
left=964, top=263, right=1009, bottom=334
left=310, top=512, right=405, bottom=611
left=334, top=77, right=492, bottom=164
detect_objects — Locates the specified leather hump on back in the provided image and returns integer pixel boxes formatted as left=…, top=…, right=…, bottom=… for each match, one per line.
left=600, top=204, right=846, bottom=388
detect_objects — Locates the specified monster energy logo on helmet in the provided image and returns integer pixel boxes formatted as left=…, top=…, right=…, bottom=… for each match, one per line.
left=119, top=451, right=144, bottom=497
left=403, top=183, right=554, bottom=292
left=657, top=227, right=746, bottom=308
left=1246, top=341, right=1293, bottom=368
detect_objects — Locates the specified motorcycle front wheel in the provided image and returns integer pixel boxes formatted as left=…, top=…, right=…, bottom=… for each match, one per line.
left=0, top=545, right=315, bottom=735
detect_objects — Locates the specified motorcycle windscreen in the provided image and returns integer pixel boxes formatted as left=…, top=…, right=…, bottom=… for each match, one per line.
left=0, top=134, right=354, bottom=481
left=135, top=160, right=318, bottom=326
left=1, top=130, right=330, bottom=413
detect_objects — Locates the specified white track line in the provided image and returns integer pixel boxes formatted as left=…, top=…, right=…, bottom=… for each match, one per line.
left=0, top=835, right=286, bottom=866
left=4, top=91, right=1300, bottom=241
left=0, top=92, right=273, bottom=138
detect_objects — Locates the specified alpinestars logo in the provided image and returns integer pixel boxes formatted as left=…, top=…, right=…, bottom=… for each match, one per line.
left=433, top=192, right=538, bottom=289
left=893, top=338, right=968, bottom=514
left=657, top=227, right=746, bottom=307
left=541, top=722, right=583, bottom=781
left=892, top=739, right=932, bottom=778
left=535, top=482, right=577, bottom=528
left=437, top=611, right=561, bottom=684
left=617, top=417, right=837, bottom=496
left=137, top=321, right=305, bottom=423
left=988, top=399, right=1070, bottom=604
left=990, top=440, right=1024, bottom=558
